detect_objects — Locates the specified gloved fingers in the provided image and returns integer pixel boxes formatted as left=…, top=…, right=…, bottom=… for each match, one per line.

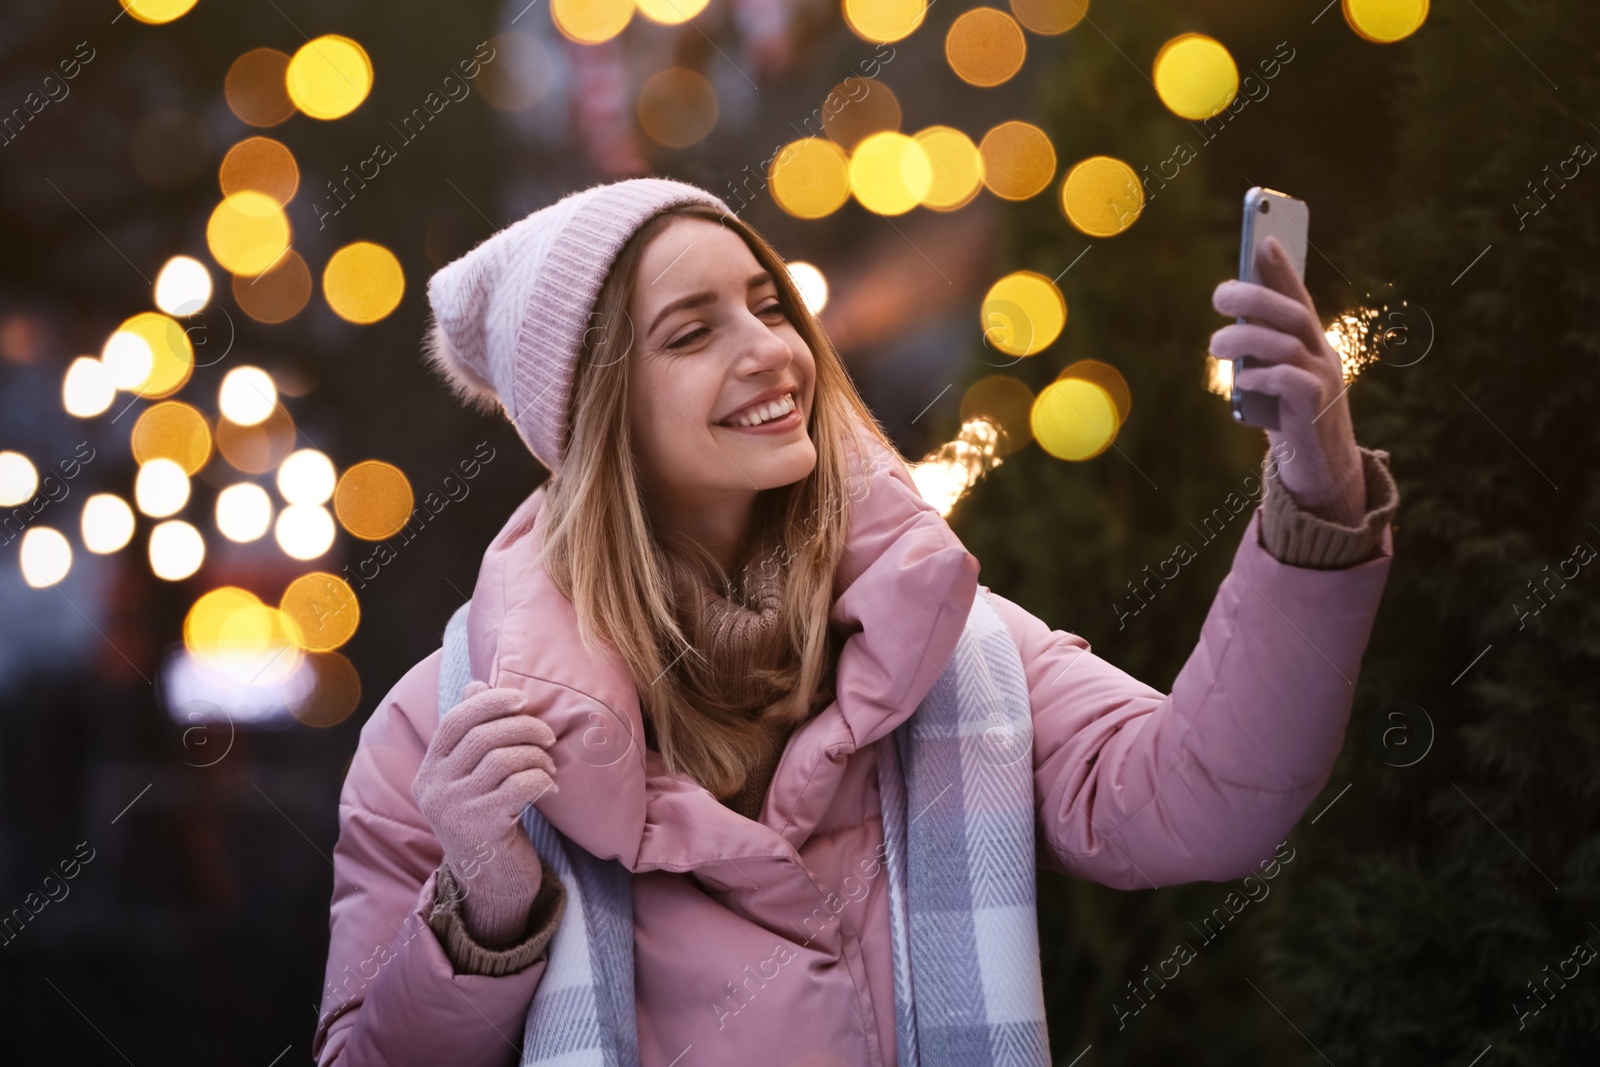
left=461, top=679, right=490, bottom=703
left=1252, top=235, right=1321, bottom=319
left=1212, top=275, right=1323, bottom=354
left=1234, top=361, right=1328, bottom=429
left=465, top=742, right=558, bottom=794
left=1208, top=322, right=1316, bottom=373
left=490, top=768, right=560, bottom=813
left=428, top=686, right=531, bottom=762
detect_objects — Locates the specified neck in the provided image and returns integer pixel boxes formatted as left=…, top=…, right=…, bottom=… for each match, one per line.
left=649, top=487, right=758, bottom=576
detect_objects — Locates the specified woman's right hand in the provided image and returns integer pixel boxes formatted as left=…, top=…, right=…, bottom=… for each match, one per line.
left=412, top=680, right=559, bottom=948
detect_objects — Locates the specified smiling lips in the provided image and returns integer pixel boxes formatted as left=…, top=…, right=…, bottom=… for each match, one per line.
left=718, top=391, right=797, bottom=428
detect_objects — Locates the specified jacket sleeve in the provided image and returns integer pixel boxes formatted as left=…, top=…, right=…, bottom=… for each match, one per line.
left=1003, top=455, right=1398, bottom=889
left=312, top=649, right=559, bottom=1067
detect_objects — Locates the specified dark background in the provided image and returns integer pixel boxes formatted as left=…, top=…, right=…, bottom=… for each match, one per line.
left=1, top=1, right=1595, bottom=1063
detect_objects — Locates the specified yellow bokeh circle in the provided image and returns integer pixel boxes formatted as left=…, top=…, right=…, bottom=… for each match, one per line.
left=637, top=0, right=711, bottom=24
left=220, top=137, right=300, bottom=206
left=280, top=572, right=360, bottom=652
left=769, top=138, right=852, bottom=220
left=946, top=7, right=1027, bottom=88
left=207, top=191, right=291, bottom=276
left=323, top=242, right=405, bottom=325
left=1032, top=378, right=1118, bottom=461
left=915, top=126, right=985, bottom=211
left=113, top=312, right=195, bottom=399
left=132, top=401, right=212, bottom=474
left=981, top=271, right=1066, bottom=357
left=849, top=131, right=932, bottom=216
left=334, top=460, right=414, bottom=541
left=844, top=0, right=928, bottom=44
left=1343, top=0, right=1429, bottom=43
left=978, top=121, right=1057, bottom=200
left=1060, top=155, right=1143, bottom=237
left=1057, top=358, right=1131, bottom=423
left=1152, top=33, right=1238, bottom=120
left=286, top=35, right=373, bottom=121
left=1009, top=0, right=1089, bottom=35
left=552, top=0, right=634, bottom=44
left=120, top=0, right=199, bottom=24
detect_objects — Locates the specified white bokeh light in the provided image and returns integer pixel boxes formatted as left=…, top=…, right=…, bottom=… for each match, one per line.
left=219, top=366, right=277, bottom=427
left=149, top=520, right=205, bottom=581
left=82, top=493, right=136, bottom=554
left=216, top=482, right=273, bottom=542
left=103, top=331, right=154, bottom=391
left=275, top=503, right=335, bottom=560
left=154, top=255, right=213, bottom=316
left=63, top=357, right=116, bottom=418
left=276, top=449, right=336, bottom=505
left=0, top=451, right=39, bottom=506
left=135, top=458, right=191, bottom=518
left=786, top=261, right=829, bottom=315
left=20, top=527, right=72, bottom=588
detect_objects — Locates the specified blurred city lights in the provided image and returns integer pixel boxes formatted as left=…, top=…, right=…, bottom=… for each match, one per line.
left=769, top=138, right=852, bottom=219
left=20, top=527, right=72, bottom=588
left=113, top=311, right=194, bottom=398
left=149, top=519, right=205, bottom=581
left=786, top=262, right=829, bottom=315
left=849, top=131, right=932, bottom=215
left=0, top=451, right=39, bottom=506
left=218, top=366, right=277, bottom=426
left=217, top=406, right=295, bottom=473
left=978, top=120, right=1056, bottom=200
left=225, top=48, right=297, bottom=127
left=844, top=0, right=928, bottom=44
left=280, top=572, right=360, bottom=652
left=1057, top=359, right=1131, bottom=422
left=62, top=357, right=115, bottom=418
left=915, top=126, right=985, bottom=211
left=552, top=0, right=634, bottom=44
left=946, top=7, right=1027, bottom=88
left=275, top=503, right=337, bottom=560
left=981, top=271, right=1066, bottom=357
left=102, top=330, right=154, bottom=391
left=960, top=374, right=1035, bottom=455
left=277, top=449, right=337, bottom=505
left=1060, top=155, right=1142, bottom=236
left=233, top=250, right=312, bottom=324
left=154, top=256, right=213, bottom=316
left=216, top=483, right=274, bottom=543
left=1153, top=33, right=1238, bottom=120
left=285, top=36, right=373, bottom=120
left=323, top=242, right=405, bottom=325
left=81, top=494, right=136, bottom=555
left=219, top=137, right=300, bottom=206
left=131, top=401, right=211, bottom=474
left=334, top=460, right=413, bottom=540
left=135, top=458, right=191, bottom=519
left=206, top=191, right=292, bottom=276
left=1032, top=378, right=1118, bottom=460
left=120, top=0, right=199, bottom=24
left=1344, top=0, right=1429, bottom=43
left=476, top=32, right=555, bottom=112
left=821, top=79, right=900, bottom=151
left=637, top=0, right=711, bottom=25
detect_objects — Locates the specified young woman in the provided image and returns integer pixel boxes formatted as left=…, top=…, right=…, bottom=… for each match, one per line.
left=312, top=178, right=1398, bottom=1067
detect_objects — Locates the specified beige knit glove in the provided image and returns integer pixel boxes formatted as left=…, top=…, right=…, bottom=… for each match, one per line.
left=412, top=681, right=558, bottom=948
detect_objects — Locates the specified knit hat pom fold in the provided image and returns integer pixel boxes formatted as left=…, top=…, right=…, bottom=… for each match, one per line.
left=422, top=313, right=503, bottom=418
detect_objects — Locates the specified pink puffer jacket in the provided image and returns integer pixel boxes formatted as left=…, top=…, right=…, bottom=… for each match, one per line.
left=312, top=450, right=1394, bottom=1067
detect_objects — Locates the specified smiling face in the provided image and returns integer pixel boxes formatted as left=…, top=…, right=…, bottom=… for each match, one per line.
left=625, top=216, right=818, bottom=541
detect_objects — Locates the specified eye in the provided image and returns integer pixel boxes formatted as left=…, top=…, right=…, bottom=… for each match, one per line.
left=758, top=301, right=788, bottom=320
left=666, top=326, right=709, bottom=350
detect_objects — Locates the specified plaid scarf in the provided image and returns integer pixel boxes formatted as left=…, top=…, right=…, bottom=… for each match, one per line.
left=437, top=587, right=1049, bottom=1066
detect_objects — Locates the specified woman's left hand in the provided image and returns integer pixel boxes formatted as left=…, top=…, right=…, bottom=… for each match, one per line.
left=1209, top=235, right=1365, bottom=527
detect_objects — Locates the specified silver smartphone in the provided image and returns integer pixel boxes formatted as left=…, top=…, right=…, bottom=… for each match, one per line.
left=1232, top=187, right=1310, bottom=429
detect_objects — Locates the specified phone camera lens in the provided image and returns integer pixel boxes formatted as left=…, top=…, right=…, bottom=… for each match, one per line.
left=1259, top=201, right=1270, bottom=214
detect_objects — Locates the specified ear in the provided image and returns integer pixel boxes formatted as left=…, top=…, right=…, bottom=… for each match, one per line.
left=421, top=313, right=504, bottom=417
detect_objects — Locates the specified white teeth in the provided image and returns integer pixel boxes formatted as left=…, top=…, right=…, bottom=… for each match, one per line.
left=727, top=392, right=795, bottom=427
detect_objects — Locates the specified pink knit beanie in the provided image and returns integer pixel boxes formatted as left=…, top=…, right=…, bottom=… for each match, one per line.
left=422, top=177, right=732, bottom=475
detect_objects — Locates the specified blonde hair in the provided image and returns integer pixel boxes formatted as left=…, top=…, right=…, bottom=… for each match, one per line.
left=536, top=203, right=896, bottom=798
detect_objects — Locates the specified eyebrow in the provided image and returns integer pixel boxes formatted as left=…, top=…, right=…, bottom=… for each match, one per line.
left=646, top=270, right=774, bottom=339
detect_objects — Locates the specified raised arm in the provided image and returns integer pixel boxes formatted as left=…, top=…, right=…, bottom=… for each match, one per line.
left=1002, top=447, right=1398, bottom=889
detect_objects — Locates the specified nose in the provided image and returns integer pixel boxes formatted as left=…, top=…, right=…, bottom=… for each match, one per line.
left=735, top=308, right=794, bottom=375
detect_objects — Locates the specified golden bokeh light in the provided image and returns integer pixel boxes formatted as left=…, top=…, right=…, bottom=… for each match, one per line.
left=946, top=7, right=1027, bottom=88
left=120, top=0, right=199, bottom=24
left=1343, top=0, right=1429, bottom=43
left=476, top=32, right=554, bottom=112
left=219, top=366, right=278, bottom=426
left=207, top=191, right=292, bottom=276
left=232, top=248, right=312, bottom=324
left=334, top=460, right=414, bottom=541
left=960, top=374, right=1036, bottom=456
left=280, top=572, right=360, bottom=652
left=1057, top=359, right=1131, bottom=422
left=217, top=405, right=295, bottom=474
left=216, top=482, right=273, bottom=543
left=226, top=48, right=297, bottom=127
left=82, top=494, right=136, bottom=555
left=978, top=121, right=1056, bottom=200
left=19, top=527, right=72, bottom=588
left=154, top=256, right=213, bottom=316
left=291, top=652, right=363, bottom=728
left=769, top=138, right=852, bottom=219
left=1009, top=0, right=1088, bottom=34
left=63, top=357, right=115, bottom=418
left=323, top=242, right=405, bottom=325
left=552, top=0, right=634, bottom=44
left=637, top=0, right=711, bottom=24
left=786, top=261, right=829, bottom=315
left=981, top=271, right=1066, bottom=357
left=637, top=68, right=719, bottom=148
left=843, top=0, right=927, bottom=44
left=184, top=587, right=304, bottom=684
left=909, top=418, right=1006, bottom=518
left=0, top=451, right=37, bottom=507
left=849, top=131, right=932, bottom=216
left=132, top=401, right=212, bottom=474
left=149, top=519, right=205, bottom=581
left=286, top=35, right=373, bottom=121
left=112, top=312, right=194, bottom=398
left=821, top=79, right=901, bottom=152
left=1060, top=154, right=1143, bottom=237
left=915, top=126, right=985, bottom=211
left=1153, top=33, right=1238, bottom=120
left=220, top=137, right=300, bottom=206
left=1204, top=353, right=1234, bottom=398
left=1032, top=378, right=1118, bottom=461
left=276, top=503, right=337, bottom=560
